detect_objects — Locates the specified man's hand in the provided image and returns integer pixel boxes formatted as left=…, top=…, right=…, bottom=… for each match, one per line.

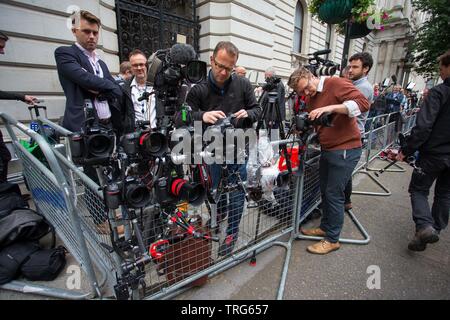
left=395, top=150, right=406, bottom=162
left=23, top=95, right=39, bottom=105
left=309, top=105, right=334, bottom=121
left=233, top=109, right=248, bottom=119
left=202, top=110, right=226, bottom=124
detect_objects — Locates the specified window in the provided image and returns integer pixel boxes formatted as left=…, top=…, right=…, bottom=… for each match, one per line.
left=293, top=2, right=304, bottom=53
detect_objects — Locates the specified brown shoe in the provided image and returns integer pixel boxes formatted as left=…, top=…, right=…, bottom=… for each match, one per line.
left=307, top=240, right=341, bottom=254
left=300, top=227, right=326, bottom=237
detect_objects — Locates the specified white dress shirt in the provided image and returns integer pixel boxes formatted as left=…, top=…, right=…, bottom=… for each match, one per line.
left=75, top=43, right=111, bottom=119
left=130, top=77, right=156, bottom=128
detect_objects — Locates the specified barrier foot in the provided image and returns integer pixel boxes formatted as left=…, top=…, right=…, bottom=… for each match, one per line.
left=367, top=159, right=406, bottom=173
left=351, top=170, right=392, bottom=196
left=296, top=209, right=370, bottom=245
left=0, top=281, right=93, bottom=300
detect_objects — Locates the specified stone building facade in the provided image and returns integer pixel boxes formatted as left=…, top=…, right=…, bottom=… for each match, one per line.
left=0, top=0, right=429, bottom=121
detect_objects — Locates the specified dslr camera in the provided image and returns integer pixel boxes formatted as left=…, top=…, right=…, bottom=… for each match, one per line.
left=69, top=100, right=115, bottom=165
left=294, top=111, right=334, bottom=132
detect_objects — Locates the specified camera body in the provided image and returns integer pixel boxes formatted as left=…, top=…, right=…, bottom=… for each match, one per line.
left=121, top=129, right=168, bottom=159
left=294, top=111, right=333, bottom=132
left=104, top=175, right=151, bottom=210
left=69, top=124, right=115, bottom=164
left=262, top=76, right=282, bottom=92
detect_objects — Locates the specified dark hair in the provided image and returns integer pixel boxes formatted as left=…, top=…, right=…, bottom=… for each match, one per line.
left=0, top=31, right=9, bottom=41
left=213, top=41, right=239, bottom=59
left=128, top=49, right=147, bottom=60
left=72, top=10, right=101, bottom=27
left=439, top=50, right=450, bottom=67
left=349, top=52, right=374, bottom=73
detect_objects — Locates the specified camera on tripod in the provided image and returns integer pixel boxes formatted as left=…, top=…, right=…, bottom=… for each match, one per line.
left=294, top=111, right=334, bottom=132
left=69, top=100, right=115, bottom=165
left=262, top=76, right=282, bottom=92
left=306, top=49, right=338, bottom=77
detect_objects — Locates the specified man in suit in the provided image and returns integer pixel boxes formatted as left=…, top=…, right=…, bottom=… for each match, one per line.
left=54, top=10, right=122, bottom=133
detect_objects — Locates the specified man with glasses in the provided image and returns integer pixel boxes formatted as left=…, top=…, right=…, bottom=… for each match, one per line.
left=115, top=49, right=158, bottom=134
left=186, top=41, right=261, bottom=256
left=288, top=67, right=369, bottom=254
left=54, top=10, right=122, bottom=133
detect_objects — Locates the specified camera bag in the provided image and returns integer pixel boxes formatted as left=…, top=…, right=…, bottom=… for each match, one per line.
left=20, top=246, right=67, bottom=281
left=0, top=241, right=40, bottom=285
left=0, top=182, right=28, bottom=219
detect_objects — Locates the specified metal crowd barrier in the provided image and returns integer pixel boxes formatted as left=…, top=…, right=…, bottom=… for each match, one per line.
left=0, top=110, right=417, bottom=300
left=0, top=113, right=104, bottom=299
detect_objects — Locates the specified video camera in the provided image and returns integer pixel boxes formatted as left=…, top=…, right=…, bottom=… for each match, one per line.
left=147, top=43, right=207, bottom=117
left=306, top=49, right=338, bottom=77
left=69, top=99, right=115, bottom=165
left=262, top=76, right=282, bottom=92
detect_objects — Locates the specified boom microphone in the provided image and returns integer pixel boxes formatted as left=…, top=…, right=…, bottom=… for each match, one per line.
left=170, top=43, right=197, bottom=65
left=312, top=49, right=331, bottom=56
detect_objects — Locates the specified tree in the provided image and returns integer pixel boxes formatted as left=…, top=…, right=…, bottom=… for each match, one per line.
left=410, top=0, right=450, bottom=77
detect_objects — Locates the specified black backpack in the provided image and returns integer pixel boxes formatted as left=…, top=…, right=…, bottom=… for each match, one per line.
left=0, top=208, right=66, bottom=284
left=0, top=208, right=54, bottom=248
left=0, top=182, right=28, bottom=219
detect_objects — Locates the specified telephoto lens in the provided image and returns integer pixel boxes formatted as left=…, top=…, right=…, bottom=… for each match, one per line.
left=169, top=178, right=206, bottom=206
left=313, top=111, right=333, bottom=127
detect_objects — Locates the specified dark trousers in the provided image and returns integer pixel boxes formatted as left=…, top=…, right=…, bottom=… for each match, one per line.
left=408, top=154, right=450, bottom=232
left=210, top=163, right=247, bottom=237
left=0, top=130, right=12, bottom=183
left=319, top=148, right=362, bottom=243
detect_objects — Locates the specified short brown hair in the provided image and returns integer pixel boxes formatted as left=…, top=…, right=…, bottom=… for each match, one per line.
left=439, top=50, right=450, bottom=67
left=288, top=67, right=312, bottom=89
left=128, top=49, right=147, bottom=60
left=72, top=10, right=101, bottom=27
left=119, top=61, right=132, bottom=74
left=213, top=41, right=239, bottom=59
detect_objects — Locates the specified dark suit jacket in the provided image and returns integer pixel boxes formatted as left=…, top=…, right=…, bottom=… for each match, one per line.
left=54, top=44, right=122, bottom=132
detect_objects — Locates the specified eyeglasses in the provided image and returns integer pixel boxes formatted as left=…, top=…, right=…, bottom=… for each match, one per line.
left=213, top=57, right=235, bottom=73
left=296, top=77, right=311, bottom=96
left=79, top=29, right=99, bottom=36
left=131, top=63, right=147, bottom=69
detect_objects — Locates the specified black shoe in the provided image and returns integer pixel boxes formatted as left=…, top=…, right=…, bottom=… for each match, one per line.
left=418, top=225, right=440, bottom=244
left=408, top=226, right=440, bottom=252
left=408, top=235, right=427, bottom=251
left=218, top=234, right=237, bottom=257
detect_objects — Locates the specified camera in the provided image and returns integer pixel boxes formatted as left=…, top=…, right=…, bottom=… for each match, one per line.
left=147, top=43, right=207, bottom=117
left=120, top=129, right=168, bottom=158
left=306, top=49, right=338, bottom=77
left=69, top=99, right=115, bottom=165
left=104, top=176, right=151, bottom=210
left=69, top=126, right=115, bottom=165
left=210, top=115, right=253, bottom=135
left=262, top=76, right=282, bottom=92
left=154, top=176, right=206, bottom=207
left=294, top=111, right=333, bottom=132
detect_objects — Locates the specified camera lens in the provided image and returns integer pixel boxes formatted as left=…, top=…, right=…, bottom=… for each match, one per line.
left=87, top=134, right=113, bottom=157
left=125, top=183, right=150, bottom=208
left=170, top=178, right=206, bottom=206
left=232, top=117, right=253, bottom=129
left=141, top=132, right=168, bottom=157
left=69, top=133, right=84, bottom=158
left=104, top=183, right=121, bottom=209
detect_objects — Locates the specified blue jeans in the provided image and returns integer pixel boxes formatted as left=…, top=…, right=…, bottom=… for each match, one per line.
left=210, top=163, right=247, bottom=237
left=319, top=148, right=362, bottom=243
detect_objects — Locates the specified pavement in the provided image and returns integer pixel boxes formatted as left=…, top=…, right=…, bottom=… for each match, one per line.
left=1, top=158, right=449, bottom=300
